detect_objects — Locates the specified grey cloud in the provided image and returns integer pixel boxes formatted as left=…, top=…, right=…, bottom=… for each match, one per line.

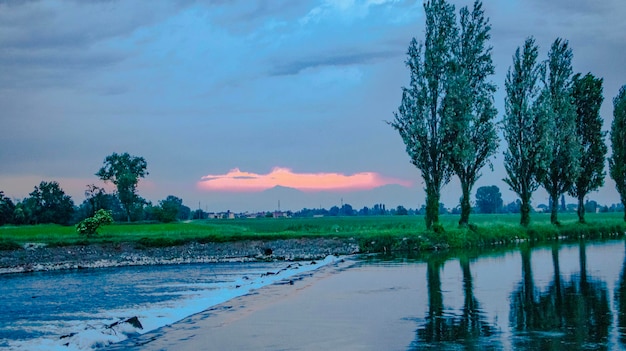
left=270, top=50, right=402, bottom=76
left=0, top=1, right=194, bottom=90
left=0, top=48, right=125, bottom=90
left=524, top=0, right=615, bottom=16
left=207, top=0, right=313, bottom=34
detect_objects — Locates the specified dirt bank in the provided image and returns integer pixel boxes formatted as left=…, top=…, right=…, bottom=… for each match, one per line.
left=0, top=238, right=360, bottom=274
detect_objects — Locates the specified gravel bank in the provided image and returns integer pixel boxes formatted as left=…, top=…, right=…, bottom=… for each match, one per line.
left=0, top=238, right=360, bottom=275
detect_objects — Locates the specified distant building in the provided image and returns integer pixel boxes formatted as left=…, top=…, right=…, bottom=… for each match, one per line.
left=272, top=211, right=289, bottom=218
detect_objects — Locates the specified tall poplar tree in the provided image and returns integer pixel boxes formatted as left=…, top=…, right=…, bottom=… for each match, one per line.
left=610, top=85, right=626, bottom=221
left=502, top=37, right=548, bottom=227
left=442, top=0, right=498, bottom=226
left=539, top=38, right=581, bottom=225
left=569, top=73, right=607, bottom=223
left=390, top=0, right=457, bottom=229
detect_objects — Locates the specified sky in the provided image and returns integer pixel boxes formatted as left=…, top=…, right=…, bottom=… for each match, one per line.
left=1, top=0, right=625, bottom=213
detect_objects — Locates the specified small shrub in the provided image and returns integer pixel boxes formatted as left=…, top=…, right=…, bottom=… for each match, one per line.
left=76, top=209, right=114, bottom=237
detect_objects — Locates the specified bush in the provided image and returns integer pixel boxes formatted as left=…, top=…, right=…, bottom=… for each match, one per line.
left=76, top=209, right=114, bottom=237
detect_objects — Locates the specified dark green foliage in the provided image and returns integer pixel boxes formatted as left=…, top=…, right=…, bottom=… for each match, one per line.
left=83, top=184, right=107, bottom=217
left=0, top=191, right=16, bottom=226
left=359, top=234, right=399, bottom=254
left=25, top=181, right=75, bottom=225
left=136, top=236, right=186, bottom=248
left=96, top=152, right=148, bottom=222
left=390, top=0, right=457, bottom=229
left=475, top=185, right=503, bottom=214
left=569, top=73, right=607, bottom=223
left=76, top=209, right=114, bottom=237
left=396, top=206, right=409, bottom=215
left=539, top=38, right=580, bottom=225
left=443, top=0, right=498, bottom=227
left=0, top=238, right=21, bottom=250
left=155, top=195, right=184, bottom=223
left=502, top=37, right=548, bottom=227
left=76, top=192, right=125, bottom=223
left=610, top=85, right=626, bottom=221
left=178, top=204, right=191, bottom=221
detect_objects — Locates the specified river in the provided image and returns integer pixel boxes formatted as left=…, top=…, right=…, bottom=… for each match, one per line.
left=2, top=240, right=626, bottom=350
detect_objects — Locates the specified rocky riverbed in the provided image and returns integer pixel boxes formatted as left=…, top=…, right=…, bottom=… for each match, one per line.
left=0, top=238, right=360, bottom=274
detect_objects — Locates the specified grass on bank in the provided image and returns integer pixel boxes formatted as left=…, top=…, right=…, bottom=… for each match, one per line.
left=0, top=212, right=624, bottom=252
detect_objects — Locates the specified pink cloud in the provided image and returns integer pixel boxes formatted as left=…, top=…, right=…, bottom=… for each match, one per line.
left=197, top=167, right=412, bottom=192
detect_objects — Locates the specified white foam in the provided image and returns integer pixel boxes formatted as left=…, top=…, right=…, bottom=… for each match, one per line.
left=5, top=256, right=338, bottom=351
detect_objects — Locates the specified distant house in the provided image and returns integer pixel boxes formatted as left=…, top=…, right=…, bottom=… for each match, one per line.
left=207, top=211, right=235, bottom=219
left=273, top=211, right=289, bottom=218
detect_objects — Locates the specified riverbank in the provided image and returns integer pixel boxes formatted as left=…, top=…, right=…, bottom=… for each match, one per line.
left=1, top=213, right=624, bottom=274
left=0, top=238, right=360, bottom=275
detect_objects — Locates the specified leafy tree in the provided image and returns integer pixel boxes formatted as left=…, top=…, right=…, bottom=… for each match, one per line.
left=610, top=85, right=626, bottom=221
left=396, top=205, right=409, bottom=215
left=192, top=209, right=205, bottom=220
left=178, top=204, right=191, bottom=221
left=78, top=193, right=125, bottom=222
left=505, top=200, right=522, bottom=214
left=340, top=203, right=355, bottom=216
left=26, top=181, right=75, bottom=225
left=569, top=73, right=607, bottom=223
left=142, top=202, right=159, bottom=221
left=390, top=0, right=456, bottom=229
left=76, top=209, right=114, bottom=237
left=372, top=204, right=386, bottom=215
left=584, top=200, right=598, bottom=214
left=12, top=203, right=27, bottom=225
left=84, top=184, right=108, bottom=217
left=0, top=191, right=15, bottom=226
left=443, top=1, right=498, bottom=226
left=502, top=37, right=549, bottom=227
left=96, top=152, right=148, bottom=222
left=155, top=195, right=183, bottom=223
left=539, top=38, right=581, bottom=225
left=475, top=185, right=502, bottom=214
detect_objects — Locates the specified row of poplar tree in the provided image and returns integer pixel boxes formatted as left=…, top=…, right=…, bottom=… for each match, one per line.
left=390, top=0, right=626, bottom=229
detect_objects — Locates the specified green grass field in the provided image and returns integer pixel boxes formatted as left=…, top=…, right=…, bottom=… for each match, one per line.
left=0, top=212, right=624, bottom=251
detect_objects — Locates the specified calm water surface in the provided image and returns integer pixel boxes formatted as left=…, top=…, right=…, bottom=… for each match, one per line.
left=378, top=239, right=626, bottom=350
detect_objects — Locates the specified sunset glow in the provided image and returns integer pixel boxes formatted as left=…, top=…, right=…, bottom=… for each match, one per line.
left=197, top=167, right=412, bottom=192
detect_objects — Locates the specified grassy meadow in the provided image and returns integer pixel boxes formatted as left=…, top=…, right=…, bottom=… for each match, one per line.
left=1, top=212, right=624, bottom=252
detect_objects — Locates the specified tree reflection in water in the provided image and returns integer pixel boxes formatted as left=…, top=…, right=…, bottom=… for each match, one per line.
left=410, top=253, right=499, bottom=350
left=616, top=241, right=626, bottom=345
left=509, top=241, right=611, bottom=350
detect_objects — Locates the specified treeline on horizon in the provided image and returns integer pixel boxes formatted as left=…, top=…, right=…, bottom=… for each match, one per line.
left=1, top=169, right=624, bottom=227
left=2, top=0, right=626, bottom=230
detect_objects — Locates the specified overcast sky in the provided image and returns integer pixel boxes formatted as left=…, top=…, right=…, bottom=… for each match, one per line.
left=1, top=0, right=625, bottom=212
